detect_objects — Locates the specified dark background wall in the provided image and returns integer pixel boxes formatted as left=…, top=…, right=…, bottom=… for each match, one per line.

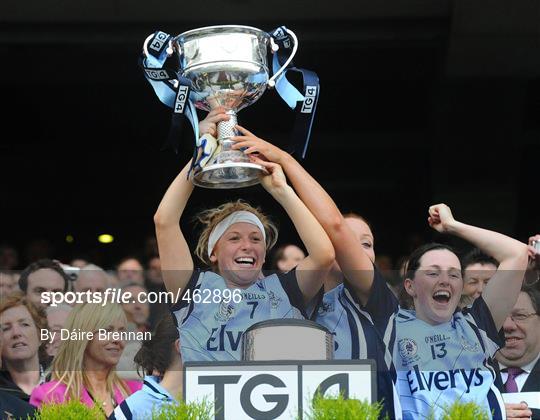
left=1, top=0, right=538, bottom=267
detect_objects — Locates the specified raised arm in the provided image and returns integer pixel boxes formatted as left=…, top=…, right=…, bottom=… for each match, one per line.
left=154, top=108, right=229, bottom=293
left=251, top=157, right=334, bottom=303
left=153, top=161, right=195, bottom=293
left=232, top=127, right=374, bottom=304
left=428, top=204, right=529, bottom=329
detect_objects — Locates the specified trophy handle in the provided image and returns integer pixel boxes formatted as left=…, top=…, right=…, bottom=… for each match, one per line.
left=142, top=33, right=176, bottom=59
left=267, top=28, right=298, bottom=89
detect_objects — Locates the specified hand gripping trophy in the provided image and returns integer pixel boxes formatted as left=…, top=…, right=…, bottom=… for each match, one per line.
left=141, top=25, right=319, bottom=189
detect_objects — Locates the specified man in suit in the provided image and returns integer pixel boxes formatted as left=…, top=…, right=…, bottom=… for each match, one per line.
left=497, top=287, right=540, bottom=419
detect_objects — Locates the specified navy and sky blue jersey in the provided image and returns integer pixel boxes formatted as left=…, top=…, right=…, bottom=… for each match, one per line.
left=385, top=297, right=505, bottom=419
left=110, top=376, right=175, bottom=420
left=314, top=268, right=401, bottom=419
left=172, top=269, right=306, bottom=362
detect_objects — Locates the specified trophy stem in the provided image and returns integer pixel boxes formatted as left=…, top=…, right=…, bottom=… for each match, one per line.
left=217, top=110, right=238, bottom=140
left=191, top=109, right=265, bottom=189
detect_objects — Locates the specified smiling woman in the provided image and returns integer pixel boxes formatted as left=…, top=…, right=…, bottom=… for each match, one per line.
left=388, top=204, right=529, bottom=420
left=154, top=109, right=334, bottom=363
left=29, top=303, right=141, bottom=417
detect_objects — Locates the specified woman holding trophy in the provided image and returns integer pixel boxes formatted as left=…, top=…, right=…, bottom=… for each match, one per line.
left=153, top=107, right=335, bottom=362
left=230, top=128, right=401, bottom=419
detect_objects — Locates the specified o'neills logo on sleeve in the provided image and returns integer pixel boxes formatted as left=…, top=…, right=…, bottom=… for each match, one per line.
left=406, top=365, right=485, bottom=394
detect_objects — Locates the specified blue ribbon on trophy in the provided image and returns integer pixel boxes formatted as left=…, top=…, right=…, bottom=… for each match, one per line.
left=140, top=31, right=199, bottom=154
left=270, top=26, right=320, bottom=159
left=140, top=25, right=320, bottom=189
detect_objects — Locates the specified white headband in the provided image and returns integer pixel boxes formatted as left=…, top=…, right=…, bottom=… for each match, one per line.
left=207, top=211, right=266, bottom=257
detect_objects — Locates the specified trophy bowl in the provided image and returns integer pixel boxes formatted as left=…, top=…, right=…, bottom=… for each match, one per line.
left=242, top=319, right=334, bottom=361
left=174, top=26, right=272, bottom=189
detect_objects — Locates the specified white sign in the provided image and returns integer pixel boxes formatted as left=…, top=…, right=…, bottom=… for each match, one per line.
left=502, top=392, right=540, bottom=409
left=184, top=360, right=375, bottom=420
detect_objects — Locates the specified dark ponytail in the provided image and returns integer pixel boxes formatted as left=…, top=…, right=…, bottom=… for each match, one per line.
left=134, top=313, right=179, bottom=376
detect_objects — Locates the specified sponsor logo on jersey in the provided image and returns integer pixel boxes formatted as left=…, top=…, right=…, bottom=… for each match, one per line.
left=406, top=365, right=485, bottom=394
left=206, top=325, right=243, bottom=352
left=424, top=333, right=451, bottom=344
left=214, top=301, right=235, bottom=322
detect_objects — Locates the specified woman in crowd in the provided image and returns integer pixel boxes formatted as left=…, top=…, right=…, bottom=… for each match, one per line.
left=230, top=128, right=400, bottom=418
left=30, top=303, right=141, bottom=417
left=154, top=107, right=334, bottom=362
left=461, top=248, right=498, bottom=303
left=0, top=292, right=48, bottom=402
left=110, top=314, right=181, bottom=419
left=0, top=325, right=35, bottom=418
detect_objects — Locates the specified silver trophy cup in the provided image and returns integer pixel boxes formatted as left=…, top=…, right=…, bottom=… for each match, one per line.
left=145, top=25, right=297, bottom=188
left=242, top=319, right=334, bottom=361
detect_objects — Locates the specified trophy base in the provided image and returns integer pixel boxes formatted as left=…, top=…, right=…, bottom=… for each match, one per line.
left=192, top=162, right=264, bottom=189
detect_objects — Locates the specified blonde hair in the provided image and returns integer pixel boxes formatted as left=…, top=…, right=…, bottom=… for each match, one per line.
left=194, top=200, right=278, bottom=267
left=49, top=303, right=130, bottom=402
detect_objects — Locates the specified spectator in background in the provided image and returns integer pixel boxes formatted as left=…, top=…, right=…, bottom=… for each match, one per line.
left=462, top=248, right=498, bottom=301
left=106, top=271, right=121, bottom=289
left=496, top=287, right=540, bottom=420
left=18, top=259, right=69, bottom=309
left=111, top=314, right=182, bottom=419
left=0, top=245, right=19, bottom=271
left=30, top=303, right=141, bottom=417
left=121, top=284, right=150, bottom=334
left=0, top=293, right=48, bottom=402
left=0, top=328, right=35, bottom=419
left=45, top=304, right=72, bottom=357
left=145, top=256, right=162, bottom=289
left=0, top=272, right=18, bottom=300
left=116, top=284, right=151, bottom=380
left=270, top=244, right=306, bottom=273
left=69, top=258, right=89, bottom=269
left=117, top=257, right=145, bottom=286
left=145, top=257, right=169, bottom=330
left=143, top=236, right=159, bottom=263
left=74, top=264, right=108, bottom=295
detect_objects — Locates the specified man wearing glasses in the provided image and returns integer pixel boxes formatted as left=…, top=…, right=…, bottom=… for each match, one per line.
left=497, top=287, right=540, bottom=419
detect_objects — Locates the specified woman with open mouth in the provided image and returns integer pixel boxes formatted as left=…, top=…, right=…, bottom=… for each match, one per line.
left=154, top=108, right=335, bottom=362
left=389, top=204, right=528, bottom=419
